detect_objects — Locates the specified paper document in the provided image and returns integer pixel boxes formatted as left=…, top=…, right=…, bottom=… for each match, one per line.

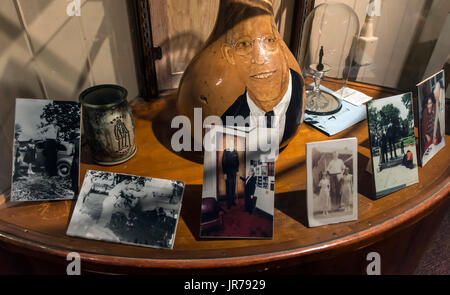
left=304, top=85, right=367, bottom=136
left=333, top=87, right=372, bottom=106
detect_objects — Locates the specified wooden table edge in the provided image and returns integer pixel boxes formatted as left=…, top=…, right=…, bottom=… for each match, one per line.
left=0, top=176, right=448, bottom=271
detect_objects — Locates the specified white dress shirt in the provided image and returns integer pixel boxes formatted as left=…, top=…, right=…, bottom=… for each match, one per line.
left=246, top=71, right=292, bottom=142
left=327, top=158, right=346, bottom=174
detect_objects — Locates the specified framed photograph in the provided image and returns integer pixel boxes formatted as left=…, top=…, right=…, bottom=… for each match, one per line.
left=257, top=176, right=263, bottom=187
left=267, top=162, right=275, bottom=177
left=11, top=98, right=81, bottom=201
left=417, top=70, right=446, bottom=166
left=200, top=125, right=276, bottom=239
left=261, top=165, right=267, bottom=176
left=263, top=179, right=268, bottom=189
left=306, top=138, right=358, bottom=227
left=66, top=170, right=185, bottom=249
left=367, top=93, right=419, bottom=198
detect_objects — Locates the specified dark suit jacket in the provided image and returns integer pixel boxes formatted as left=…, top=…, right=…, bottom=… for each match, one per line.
left=222, top=149, right=239, bottom=176
left=240, top=176, right=256, bottom=197
left=221, top=69, right=304, bottom=144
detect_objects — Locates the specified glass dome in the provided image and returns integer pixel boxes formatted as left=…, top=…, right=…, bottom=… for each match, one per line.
left=298, top=2, right=360, bottom=115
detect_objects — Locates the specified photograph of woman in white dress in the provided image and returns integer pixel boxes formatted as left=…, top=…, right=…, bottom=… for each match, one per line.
left=318, top=171, right=331, bottom=216
left=340, top=167, right=353, bottom=212
left=306, top=138, right=358, bottom=227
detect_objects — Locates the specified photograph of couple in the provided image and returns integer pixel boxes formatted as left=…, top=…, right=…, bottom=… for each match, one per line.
left=201, top=126, right=275, bottom=239
left=307, top=138, right=358, bottom=227
left=417, top=70, right=446, bottom=166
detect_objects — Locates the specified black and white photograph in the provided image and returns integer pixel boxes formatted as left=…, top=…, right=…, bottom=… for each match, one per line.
left=417, top=70, right=446, bottom=166
left=66, top=170, right=185, bottom=249
left=306, top=138, right=358, bottom=227
left=201, top=125, right=276, bottom=239
left=367, top=93, right=419, bottom=198
left=11, top=98, right=81, bottom=201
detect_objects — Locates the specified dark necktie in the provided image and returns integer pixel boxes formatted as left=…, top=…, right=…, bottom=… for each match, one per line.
left=265, top=110, right=275, bottom=128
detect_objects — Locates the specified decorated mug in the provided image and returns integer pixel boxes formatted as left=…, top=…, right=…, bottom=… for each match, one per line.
left=79, top=84, right=136, bottom=165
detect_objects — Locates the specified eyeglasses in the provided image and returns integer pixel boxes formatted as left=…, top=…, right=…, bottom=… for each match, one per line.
left=233, top=36, right=278, bottom=56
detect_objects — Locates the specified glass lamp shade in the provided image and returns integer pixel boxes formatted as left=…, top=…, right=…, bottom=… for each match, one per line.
left=298, top=2, right=360, bottom=115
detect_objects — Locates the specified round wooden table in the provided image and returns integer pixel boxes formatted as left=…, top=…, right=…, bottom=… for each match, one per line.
left=0, top=82, right=448, bottom=274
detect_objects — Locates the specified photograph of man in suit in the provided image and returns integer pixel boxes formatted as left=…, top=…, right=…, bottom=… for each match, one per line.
left=222, top=148, right=240, bottom=209
left=240, top=168, right=257, bottom=214
left=221, top=14, right=304, bottom=144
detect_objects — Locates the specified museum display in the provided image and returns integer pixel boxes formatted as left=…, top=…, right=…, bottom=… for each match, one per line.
left=177, top=0, right=306, bottom=148
left=79, top=84, right=136, bottom=166
left=306, top=138, right=358, bottom=227
left=298, top=2, right=360, bottom=115
left=11, top=98, right=81, bottom=201
left=67, top=170, right=185, bottom=250
left=200, top=125, right=276, bottom=239
left=0, top=0, right=449, bottom=276
left=367, top=93, right=419, bottom=199
left=417, top=70, right=446, bottom=167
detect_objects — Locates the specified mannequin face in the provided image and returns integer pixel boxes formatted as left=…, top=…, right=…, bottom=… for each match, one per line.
left=223, top=15, right=289, bottom=109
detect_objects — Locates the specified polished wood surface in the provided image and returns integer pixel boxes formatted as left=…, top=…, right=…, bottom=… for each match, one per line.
left=0, top=81, right=448, bottom=274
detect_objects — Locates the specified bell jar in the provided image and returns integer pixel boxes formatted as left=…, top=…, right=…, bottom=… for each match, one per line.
left=298, top=2, right=360, bottom=115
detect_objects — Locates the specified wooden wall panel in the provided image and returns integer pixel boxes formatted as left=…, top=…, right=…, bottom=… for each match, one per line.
left=424, top=14, right=450, bottom=86
left=0, top=0, right=140, bottom=194
left=0, top=0, right=44, bottom=194
left=273, top=0, right=296, bottom=45
left=166, top=0, right=219, bottom=75
left=314, top=0, right=450, bottom=90
left=150, top=0, right=295, bottom=91
left=79, top=0, right=139, bottom=99
left=380, top=0, right=426, bottom=87
left=16, top=0, right=92, bottom=100
left=396, top=0, right=450, bottom=90
left=356, top=0, right=425, bottom=87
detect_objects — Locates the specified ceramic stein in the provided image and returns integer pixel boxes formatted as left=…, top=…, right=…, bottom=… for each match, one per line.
left=80, top=84, right=136, bottom=165
left=177, top=0, right=305, bottom=148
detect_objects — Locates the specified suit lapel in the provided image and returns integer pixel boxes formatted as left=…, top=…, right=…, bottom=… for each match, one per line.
left=221, top=69, right=304, bottom=140
left=282, top=69, right=304, bottom=143
left=221, top=93, right=250, bottom=126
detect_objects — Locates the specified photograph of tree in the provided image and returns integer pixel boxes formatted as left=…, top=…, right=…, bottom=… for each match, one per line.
left=11, top=98, right=81, bottom=201
left=367, top=93, right=419, bottom=198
